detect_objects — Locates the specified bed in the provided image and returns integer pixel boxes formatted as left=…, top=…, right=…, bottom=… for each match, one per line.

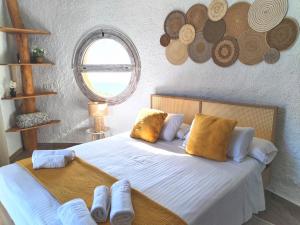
left=0, top=94, right=278, bottom=225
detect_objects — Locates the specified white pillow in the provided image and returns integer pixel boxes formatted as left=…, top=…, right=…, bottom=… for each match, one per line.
left=160, top=114, right=184, bottom=141
left=176, top=123, right=190, bottom=140
left=248, top=137, right=278, bottom=165
left=227, top=127, right=255, bottom=163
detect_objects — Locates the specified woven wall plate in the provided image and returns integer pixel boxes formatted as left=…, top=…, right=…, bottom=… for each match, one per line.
left=212, top=36, right=239, bottom=67
left=238, top=29, right=269, bottom=65
left=166, top=40, right=188, bottom=65
left=208, top=0, right=228, bottom=22
left=179, top=24, right=196, bottom=45
left=224, top=2, right=251, bottom=38
left=264, top=48, right=280, bottom=64
left=186, top=4, right=208, bottom=32
left=248, top=0, right=288, bottom=32
left=188, top=32, right=213, bottom=63
left=160, top=34, right=171, bottom=47
left=203, top=19, right=226, bottom=43
left=267, top=18, right=299, bottom=51
left=164, top=10, right=186, bottom=39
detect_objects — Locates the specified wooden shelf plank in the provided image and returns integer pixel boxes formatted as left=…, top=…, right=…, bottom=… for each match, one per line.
left=2, top=92, right=57, bottom=100
left=6, top=120, right=60, bottom=132
left=0, top=62, right=54, bottom=66
left=0, top=26, right=50, bottom=35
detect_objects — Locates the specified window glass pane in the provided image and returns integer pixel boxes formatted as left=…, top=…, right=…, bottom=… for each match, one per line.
left=83, top=39, right=131, bottom=65
left=82, top=72, right=131, bottom=98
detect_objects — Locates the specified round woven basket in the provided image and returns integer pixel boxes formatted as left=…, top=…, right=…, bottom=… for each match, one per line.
left=160, top=34, right=171, bottom=47
left=179, top=24, right=196, bottom=45
left=203, top=19, right=226, bottom=43
left=166, top=40, right=188, bottom=65
left=238, top=29, right=269, bottom=65
left=212, top=36, right=240, bottom=67
left=188, top=32, right=213, bottom=63
left=224, top=2, right=251, bottom=38
left=208, top=0, right=228, bottom=22
left=264, top=48, right=280, bottom=64
left=248, top=0, right=288, bottom=32
left=267, top=18, right=299, bottom=51
left=164, top=10, right=186, bottom=39
left=186, top=4, right=208, bottom=32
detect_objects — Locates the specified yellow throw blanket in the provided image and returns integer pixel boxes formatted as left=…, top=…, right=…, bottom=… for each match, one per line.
left=17, top=157, right=187, bottom=225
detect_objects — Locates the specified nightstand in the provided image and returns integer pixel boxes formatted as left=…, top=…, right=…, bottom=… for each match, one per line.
left=86, top=127, right=111, bottom=141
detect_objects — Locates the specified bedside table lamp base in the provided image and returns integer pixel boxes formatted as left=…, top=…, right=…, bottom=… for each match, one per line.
left=88, top=102, right=109, bottom=140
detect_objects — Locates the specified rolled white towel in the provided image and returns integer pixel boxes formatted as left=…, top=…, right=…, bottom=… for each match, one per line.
left=57, top=199, right=97, bottom=225
left=91, top=186, right=110, bottom=223
left=32, top=150, right=75, bottom=164
left=110, top=179, right=134, bottom=225
left=33, top=155, right=66, bottom=169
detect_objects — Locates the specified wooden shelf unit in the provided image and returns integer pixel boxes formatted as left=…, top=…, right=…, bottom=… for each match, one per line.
left=0, top=62, right=54, bottom=66
left=2, top=92, right=57, bottom=100
left=0, top=26, right=50, bottom=35
left=6, top=120, right=61, bottom=133
left=1, top=0, right=60, bottom=151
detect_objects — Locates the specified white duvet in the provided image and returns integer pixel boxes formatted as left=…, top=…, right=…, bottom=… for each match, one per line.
left=0, top=133, right=266, bottom=225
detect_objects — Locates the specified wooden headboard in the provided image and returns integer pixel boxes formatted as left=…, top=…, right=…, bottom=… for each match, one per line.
left=151, top=95, right=278, bottom=142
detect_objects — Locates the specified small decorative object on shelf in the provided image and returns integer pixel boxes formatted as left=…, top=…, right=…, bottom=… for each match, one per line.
left=32, top=47, right=46, bottom=63
left=17, top=53, right=20, bottom=63
left=9, top=80, right=17, bottom=97
left=16, top=112, right=50, bottom=129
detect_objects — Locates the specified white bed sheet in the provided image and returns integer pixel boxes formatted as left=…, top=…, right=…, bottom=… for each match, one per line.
left=0, top=133, right=266, bottom=225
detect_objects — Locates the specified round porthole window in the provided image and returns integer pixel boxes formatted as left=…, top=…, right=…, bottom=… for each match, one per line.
left=72, top=27, right=141, bottom=105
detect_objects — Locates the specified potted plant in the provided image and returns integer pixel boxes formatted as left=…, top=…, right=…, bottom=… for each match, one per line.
left=32, top=47, right=46, bottom=63
left=9, top=80, right=17, bottom=97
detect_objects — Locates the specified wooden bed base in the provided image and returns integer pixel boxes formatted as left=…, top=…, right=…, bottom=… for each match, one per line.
left=0, top=95, right=278, bottom=223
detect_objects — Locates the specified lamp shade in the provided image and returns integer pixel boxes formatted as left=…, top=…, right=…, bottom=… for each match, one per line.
left=88, top=102, right=108, bottom=117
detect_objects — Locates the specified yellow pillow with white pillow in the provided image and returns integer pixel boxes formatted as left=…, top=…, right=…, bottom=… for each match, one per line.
left=130, top=108, right=168, bottom=143
left=186, top=114, right=237, bottom=161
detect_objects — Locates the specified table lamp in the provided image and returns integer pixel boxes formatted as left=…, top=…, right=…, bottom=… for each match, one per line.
left=88, top=102, right=108, bottom=132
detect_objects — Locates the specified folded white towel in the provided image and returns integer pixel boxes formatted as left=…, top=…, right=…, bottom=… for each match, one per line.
left=57, top=198, right=97, bottom=225
left=33, top=155, right=66, bottom=169
left=32, top=150, right=75, bottom=163
left=91, top=186, right=110, bottom=223
left=110, top=179, right=134, bottom=225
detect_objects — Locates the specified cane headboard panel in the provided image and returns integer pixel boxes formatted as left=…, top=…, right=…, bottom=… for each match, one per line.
left=151, top=95, right=277, bottom=142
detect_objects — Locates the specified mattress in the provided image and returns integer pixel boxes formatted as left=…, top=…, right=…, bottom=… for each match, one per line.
left=0, top=133, right=266, bottom=225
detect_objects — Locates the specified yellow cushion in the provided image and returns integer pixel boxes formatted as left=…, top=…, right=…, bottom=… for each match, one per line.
left=186, top=114, right=237, bottom=161
left=131, top=108, right=168, bottom=143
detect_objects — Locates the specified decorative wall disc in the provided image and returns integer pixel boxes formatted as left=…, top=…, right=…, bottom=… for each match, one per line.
left=186, top=4, right=208, bottom=32
left=238, top=29, right=269, bottom=65
left=203, top=19, right=226, bottom=43
left=160, top=34, right=171, bottom=47
left=164, top=10, right=186, bottom=39
left=188, top=32, right=213, bottom=63
left=161, top=0, right=297, bottom=66
left=166, top=40, right=188, bottom=65
left=212, top=36, right=240, bottom=67
left=248, top=0, right=288, bottom=32
left=179, top=24, right=196, bottom=45
left=224, top=2, right=251, bottom=38
left=208, top=0, right=228, bottom=22
left=267, top=18, right=299, bottom=51
left=264, top=48, right=280, bottom=64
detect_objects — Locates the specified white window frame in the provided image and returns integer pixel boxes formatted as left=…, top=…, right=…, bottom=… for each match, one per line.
left=72, top=27, right=141, bottom=105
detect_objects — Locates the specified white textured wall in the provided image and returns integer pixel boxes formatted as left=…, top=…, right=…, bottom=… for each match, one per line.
left=0, top=0, right=22, bottom=159
left=15, top=0, right=300, bottom=205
